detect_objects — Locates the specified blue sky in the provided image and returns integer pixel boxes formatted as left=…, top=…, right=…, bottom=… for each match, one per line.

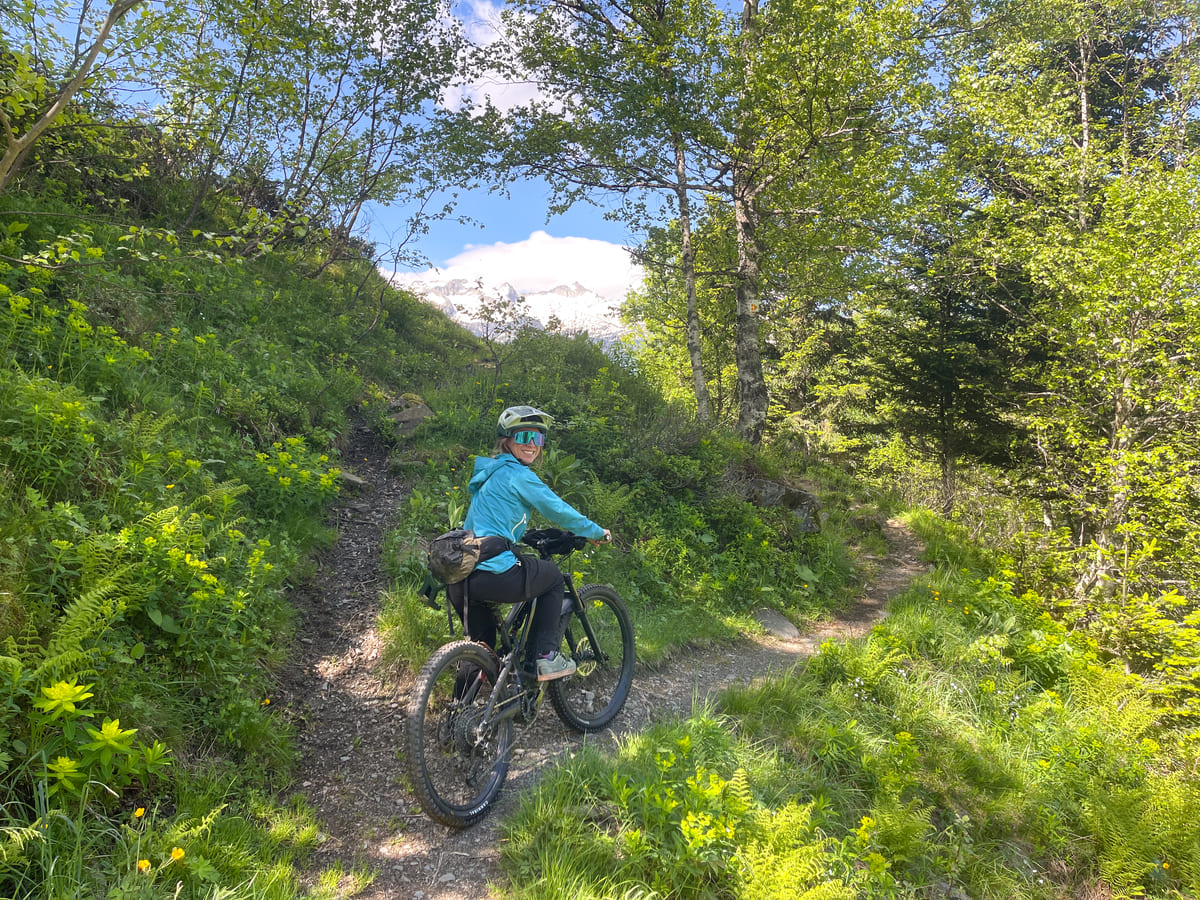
left=365, top=0, right=648, bottom=303
left=388, top=180, right=639, bottom=269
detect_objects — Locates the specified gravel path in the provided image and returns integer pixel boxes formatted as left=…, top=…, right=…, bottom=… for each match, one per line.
left=275, top=423, right=928, bottom=899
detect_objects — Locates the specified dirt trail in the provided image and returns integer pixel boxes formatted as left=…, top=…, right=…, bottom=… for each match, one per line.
left=276, top=424, right=928, bottom=899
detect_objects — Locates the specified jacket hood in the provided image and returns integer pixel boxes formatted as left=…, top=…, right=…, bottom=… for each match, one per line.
left=468, top=453, right=520, bottom=494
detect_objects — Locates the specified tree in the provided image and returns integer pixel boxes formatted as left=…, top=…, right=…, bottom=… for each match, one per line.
left=149, top=0, right=467, bottom=268
left=939, top=0, right=1200, bottom=594
left=1019, top=169, right=1200, bottom=596
left=497, top=0, right=928, bottom=443
left=494, top=0, right=732, bottom=422
left=624, top=207, right=740, bottom=422
left=861, top=225, right=1030, bottom=512
left=0, top=0, right=146, bottom=191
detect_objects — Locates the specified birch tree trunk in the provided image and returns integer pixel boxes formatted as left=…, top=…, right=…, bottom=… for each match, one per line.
left=674, top=139, right=711, bottom=422
left=730, top=0, right=769, bottom=443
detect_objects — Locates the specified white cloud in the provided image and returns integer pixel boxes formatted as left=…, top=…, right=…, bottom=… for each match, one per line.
left=442, top=75, right=547, bottom=116
left=397, top=231, right=642, bottom=302
left=442, top=0, right=559, bottom=114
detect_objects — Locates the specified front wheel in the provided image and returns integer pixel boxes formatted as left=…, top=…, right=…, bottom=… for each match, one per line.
left=549, top=583, right=635, bottom=732
left=405, top=640, right=513, bottom=827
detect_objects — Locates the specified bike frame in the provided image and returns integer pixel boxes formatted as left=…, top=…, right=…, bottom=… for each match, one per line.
left=466, top=569, right=608, bottom=736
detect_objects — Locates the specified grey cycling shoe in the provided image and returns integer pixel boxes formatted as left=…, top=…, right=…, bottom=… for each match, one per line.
left=536, top=651, right=577, bottom=681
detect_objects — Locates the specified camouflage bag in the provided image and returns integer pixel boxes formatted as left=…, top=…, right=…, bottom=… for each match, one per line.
left=427, top=529, right=515, bottom=585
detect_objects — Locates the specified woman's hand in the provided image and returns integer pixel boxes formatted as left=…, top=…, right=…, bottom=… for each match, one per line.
left=591, top=528, right=612, bottom=545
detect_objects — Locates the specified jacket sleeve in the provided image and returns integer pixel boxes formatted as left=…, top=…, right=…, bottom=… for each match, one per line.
left=514, top=467, right=606, bottom=540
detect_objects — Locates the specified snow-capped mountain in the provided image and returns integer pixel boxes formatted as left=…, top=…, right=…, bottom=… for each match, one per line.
left=396, top=275, right=628, bottom=346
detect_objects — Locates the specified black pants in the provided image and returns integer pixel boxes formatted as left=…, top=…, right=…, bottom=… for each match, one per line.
left=452, top=557, right=568, bottom=660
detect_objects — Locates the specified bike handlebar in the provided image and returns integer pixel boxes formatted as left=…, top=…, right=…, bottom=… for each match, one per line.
left=521, top=528, right=591, bottom=558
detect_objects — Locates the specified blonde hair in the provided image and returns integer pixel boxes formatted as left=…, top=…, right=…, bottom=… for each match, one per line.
left=493, top=436, right=541, bottom=466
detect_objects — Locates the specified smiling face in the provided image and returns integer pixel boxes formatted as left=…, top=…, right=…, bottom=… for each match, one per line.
left=503, top=429, right=545, bottom=466
left=508, top=438, right=541, bottom=465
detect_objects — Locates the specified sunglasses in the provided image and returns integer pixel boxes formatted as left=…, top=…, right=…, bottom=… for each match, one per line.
left=511, top=430, right=545, bottom=447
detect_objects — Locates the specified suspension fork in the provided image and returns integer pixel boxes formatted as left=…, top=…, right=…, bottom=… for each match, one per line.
left=561, top=577, right=605, bottom=664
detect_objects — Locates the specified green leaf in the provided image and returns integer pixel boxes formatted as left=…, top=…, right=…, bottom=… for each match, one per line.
left=147, top=606, right=181, bottom=634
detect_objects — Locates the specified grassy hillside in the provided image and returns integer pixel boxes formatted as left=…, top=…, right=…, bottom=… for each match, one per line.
left=2, top=188, right=1197, bottom=900
left=498, top=515, right=1200, bottom=899
left=0, top=191, right=480, bottom=896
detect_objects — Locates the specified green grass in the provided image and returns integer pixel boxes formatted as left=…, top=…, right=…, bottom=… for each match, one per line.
left=0, top=189, right=480, bottom=898
left=493, top=550, right=1200, bottom=900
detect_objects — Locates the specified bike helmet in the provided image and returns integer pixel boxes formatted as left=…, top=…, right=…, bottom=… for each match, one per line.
left=496, top=404, right=554, bottom=437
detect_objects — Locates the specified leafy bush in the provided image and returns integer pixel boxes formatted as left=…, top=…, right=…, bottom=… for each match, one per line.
left=500, top=716, right=863, bottom=900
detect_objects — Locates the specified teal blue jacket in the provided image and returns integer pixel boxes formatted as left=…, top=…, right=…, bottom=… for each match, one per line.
left=462, top=453, right=605, bottom=572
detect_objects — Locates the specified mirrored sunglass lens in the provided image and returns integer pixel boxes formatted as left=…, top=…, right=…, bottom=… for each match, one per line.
left=514, top=431, right=544, bottom=446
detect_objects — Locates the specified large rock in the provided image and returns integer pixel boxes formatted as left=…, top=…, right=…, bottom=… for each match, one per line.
left=388, top=395, right=433, bottom=437
left=752, top=607, right=801, bottom=640
left=742, top=477, right=822, bottom=533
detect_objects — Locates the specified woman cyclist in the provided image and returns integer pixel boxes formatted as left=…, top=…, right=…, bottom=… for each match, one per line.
left=455, top=405, right=611, bottom=680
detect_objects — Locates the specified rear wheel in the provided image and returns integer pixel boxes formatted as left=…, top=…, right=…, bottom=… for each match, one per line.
left=549, top=584, right=635, bottom=732
left=406, top=640, right=513, bottom=827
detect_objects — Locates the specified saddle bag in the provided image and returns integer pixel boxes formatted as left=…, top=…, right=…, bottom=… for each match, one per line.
left=427, top=528, right=516, bottom=585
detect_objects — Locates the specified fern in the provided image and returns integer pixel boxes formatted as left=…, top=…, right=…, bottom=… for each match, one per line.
left=850, top=637, right=905, bottom=690
left=1084, top=787, right=1159, bottom=900
left=125, top=409, right=175, bottom=449
left=737, top=802, right=854, bottom=900
left=0, top=824, right=39, bottom=866
left=1, top=628, right=43, bottom=667
left=792, top=885, right=859, bottom=900
left=726, top=768, right=755, bottom=819
left=873, top=795, right=934, bottom=855
left=0, top=653, right=26, bottom=688
left=134, top=504, right=185, bottom=535
left=194, top=478, right=251, bottom=513
left=34, top=558, right=145, bottom=684
left=1067, top=666, right=1159, bottom=742
left=43, top=572, right=129, bottom=655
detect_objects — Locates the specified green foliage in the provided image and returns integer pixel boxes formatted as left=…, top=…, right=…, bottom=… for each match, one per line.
left=505, top=535, right=1200, bottom=899
left=1079, top=589, right=1200, bottom=721
left=738, top=802, right=857, bottom=900
left=379, top=327, right=863, bottom=677
left=378, top=584, right=448, bottom=676
left=5, top=7, right=1197, bottom=891
left=611, top=735, right=759, bottom=895
left=0, top=182, right=478, bottom=896
left=501, top=717, right=861, bottom=899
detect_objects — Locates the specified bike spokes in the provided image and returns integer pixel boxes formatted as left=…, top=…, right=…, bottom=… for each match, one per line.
left=407, top=641, right=514, bottom=827
left=549, top=584, right=635, bottom=732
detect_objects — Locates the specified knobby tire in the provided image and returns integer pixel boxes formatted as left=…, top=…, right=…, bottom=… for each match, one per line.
left=405, top=640, right=513, bottom=828
left=549, top=583, right=635, bottom=732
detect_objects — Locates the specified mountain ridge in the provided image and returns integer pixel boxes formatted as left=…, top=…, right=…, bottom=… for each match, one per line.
left=396, top=275, right=627, bottom=345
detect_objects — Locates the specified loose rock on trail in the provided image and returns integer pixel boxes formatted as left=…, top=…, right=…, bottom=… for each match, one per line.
left=275, top=422, right=928, bottom=900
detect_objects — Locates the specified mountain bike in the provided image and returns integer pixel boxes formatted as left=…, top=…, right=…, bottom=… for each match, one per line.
left=406, top=528, right=635, bottom=828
